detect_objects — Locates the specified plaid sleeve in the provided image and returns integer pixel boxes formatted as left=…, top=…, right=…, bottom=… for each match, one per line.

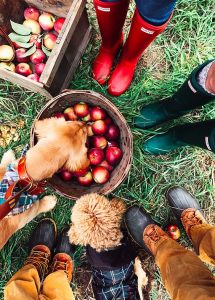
left=91, top=261, right=140, bottom=300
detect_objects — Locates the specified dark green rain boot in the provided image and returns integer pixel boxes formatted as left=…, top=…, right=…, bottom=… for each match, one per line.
left=134, top=60, right=215, bottom=129
left=143, top=119, right=215, bottom=155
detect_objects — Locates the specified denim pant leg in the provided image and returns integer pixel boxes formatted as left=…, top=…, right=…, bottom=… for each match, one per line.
left=101, top=0, right=177, bottom=25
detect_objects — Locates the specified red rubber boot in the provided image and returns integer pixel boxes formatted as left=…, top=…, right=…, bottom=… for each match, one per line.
left=92, top=0, right=130, bottom=85
left=108, top=9, right=172, bottom=96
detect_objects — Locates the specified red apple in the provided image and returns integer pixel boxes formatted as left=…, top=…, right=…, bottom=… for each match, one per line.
left=77, top=171, right=93, bottom=186
left=166, top=224, right=181, bottom=240
left=39, top=12, right=55, bottom=31
left=106, top=147, right=122, bottom=166
left=108, top=141, right=119, bottom=148
left=90, top=107, right=106, bottom=121
left=92, top=136, right=107, bottom=149
left=24, top=7, right=40, bottom=21
left=105, top=124, right=120, bottom=140
left=54, top=17, right=65, bottom=33
left=35, top=63, right=45, bottom=75
left=92, top=166, right=110, bottom=184
left=92, top=120, right=108, bottom=135
left=74, top=102, right=89, bottom=118
left=13, top=41, right=23, bottom=49
left=59, top=170, right=73, bottom=181
left=15, top=63, right=32, bottom=76
left=88, top=148, right=104, bottom=165
left=104, top=117, right=113, bottom=126
left=15, top=48, right=30, bottom=63
left=44, top=33, right=57, bottom=50
left=87, top=124, right=94, bottom=136
left=23, top=20, right=41, bottom=34
left=52, top=112, right=66, bottom=119
left=30, top=49, right=46, bottom=64
left=64, top=107, right=78, bottom=121
left=29, top=34, right=41, bottom=48
left=73, top=168, right=88, bottom=177
left=28, top=73, right=40, bottom=82
left=82, top=114, right=91, bottom=122
left=99, top=160, right=113, bottom=172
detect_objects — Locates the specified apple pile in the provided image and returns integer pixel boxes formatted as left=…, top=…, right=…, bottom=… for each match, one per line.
left=55, top=102, right=123, bottom=186
left=0, top=6, right=65, bottom=82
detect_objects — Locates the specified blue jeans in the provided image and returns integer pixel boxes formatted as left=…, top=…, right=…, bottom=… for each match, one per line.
left=101, top=0, right=177, bottom=25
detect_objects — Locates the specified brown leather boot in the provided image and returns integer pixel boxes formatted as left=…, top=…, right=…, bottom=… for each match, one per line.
left=181, top=208, right=207, bottom=239
left=24, top=218, right=57, bottom=279
left=49, top=228, right=74, bottom=282
left=143, top=224, right=169, bottom=256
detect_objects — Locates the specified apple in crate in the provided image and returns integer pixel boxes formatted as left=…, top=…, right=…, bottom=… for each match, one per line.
left=44, top=33, right=57, bottom=50
left=105, top=124, right=120, bottom=140
left=92, top=136, right=107, bottom=149
left=23, top=20, right=41, bottom=34
left=39, top=12, right=55, bottom=31
left=90, top=107, right=106, bottom=121
left=24, top=7, right=40, bottom=21
left=16, top=63, right=32, bottom=76
left=54, top=17, right=66, bottom=33
left=166, top=224, right=181, bottom=241
left=82, top=114, right=91, bottom=122
left=88, top=148, right=104, bottom=165
left=64, top=107, right=78, bottom=121
left=77, top=171, right=93, bottom=186
left=28, top=73, right=40, bottom=82
left=30, top=34, right=41, bottom=48
left=92, top=120, right=108, bottom=135
left=35, top=63, right=46, bottom=76
left=0, top=62, right=15, bottom=72
left=0, top=45, right=14, bottom=62
left=106, top=147, right=122, bottom=165
left=74, top=102, right=89, bottom=118
left=92, top=166, right=110, bottom=184
left=59, top=170, right=73, bottom=181
left=104, top=117, right=113, bottom=126
left=15, top=48, right=30, bottom=63
left=30, top=49, right=46, bottom=64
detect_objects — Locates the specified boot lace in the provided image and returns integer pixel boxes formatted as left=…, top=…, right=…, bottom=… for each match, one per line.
left=181, top=209, right=206, bottom=236
left=51, top=259, right=70, bottom=278
left=25, top=250, right=50, bottom=278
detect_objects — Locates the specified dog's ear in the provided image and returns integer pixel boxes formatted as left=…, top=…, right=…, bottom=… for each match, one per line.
left=34, top=118, right=66, bottom=140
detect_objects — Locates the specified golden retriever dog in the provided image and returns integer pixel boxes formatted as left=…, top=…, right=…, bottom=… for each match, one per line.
left=68, top=193, right=126, bottom=252
left=0, top=117, right=89, bottom=250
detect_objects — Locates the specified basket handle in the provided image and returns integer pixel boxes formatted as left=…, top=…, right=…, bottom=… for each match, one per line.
left=0, top=26, right=15, bottom=60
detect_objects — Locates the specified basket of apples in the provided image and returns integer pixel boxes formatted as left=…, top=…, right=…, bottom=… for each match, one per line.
left=30, top=90, right=133, bottom=199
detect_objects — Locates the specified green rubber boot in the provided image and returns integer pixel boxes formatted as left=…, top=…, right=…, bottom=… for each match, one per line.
left=143, top=119, right=215, bottom=155
left=134, top=60, right=215, bottom=129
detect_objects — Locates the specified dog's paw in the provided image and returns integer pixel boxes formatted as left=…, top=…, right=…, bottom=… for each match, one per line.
left=38, top=195, right=57, bottom=213
left=1, top=149, right=16, bottom=167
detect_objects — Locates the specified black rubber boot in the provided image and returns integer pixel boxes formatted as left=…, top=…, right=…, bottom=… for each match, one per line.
left=166, top=186, right=202, bottom=220
left=55, top=227, right=75, bottom=256
left=135, top=60, right=215, bottom=129
left=124, top=205, right=157, bottom=255
left=29, top=218, right=57, bottom=252
left=143, top=119, right=215, bottom=155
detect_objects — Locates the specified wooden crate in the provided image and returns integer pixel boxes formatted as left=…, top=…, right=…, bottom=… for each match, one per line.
left=0, top=0, right=91, bottom=98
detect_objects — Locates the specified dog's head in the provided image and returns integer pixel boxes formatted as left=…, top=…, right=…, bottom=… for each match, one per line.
left=26, top=118, right=89, bottom=181
left=68, top=193, right=126, bottom=252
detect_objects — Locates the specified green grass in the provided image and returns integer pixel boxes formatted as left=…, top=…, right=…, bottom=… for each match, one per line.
left=0, top=0, right=215, bottom=298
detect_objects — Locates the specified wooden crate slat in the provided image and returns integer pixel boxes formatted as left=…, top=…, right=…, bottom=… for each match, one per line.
left=40, top=0, right=86, bottom=87
left=0, top=69, right=52, bottom=98
left=25, top=0, right=73, bottom=17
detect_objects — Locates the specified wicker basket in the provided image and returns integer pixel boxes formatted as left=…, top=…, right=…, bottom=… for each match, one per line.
left=30, top=90, right=133, bottom=199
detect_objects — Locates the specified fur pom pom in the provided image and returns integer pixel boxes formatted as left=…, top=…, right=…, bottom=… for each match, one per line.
left=68, top=193, right=126, bottom=252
